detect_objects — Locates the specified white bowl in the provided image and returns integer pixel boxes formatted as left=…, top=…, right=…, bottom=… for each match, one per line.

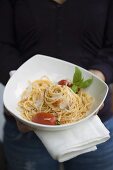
left=3, top=54, right=108, bottom=131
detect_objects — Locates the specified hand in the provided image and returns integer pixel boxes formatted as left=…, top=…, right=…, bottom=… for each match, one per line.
left=89, top=69, right=105, bottom=111
left=16, top=120, right=33, bottom=133
left=5, top=108, right=32, bottom=133
left=89, top=69, right=105, bottom=82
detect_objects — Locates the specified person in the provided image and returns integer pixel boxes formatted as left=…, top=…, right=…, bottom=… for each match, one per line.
left=0, top=0, right=113, bottom=169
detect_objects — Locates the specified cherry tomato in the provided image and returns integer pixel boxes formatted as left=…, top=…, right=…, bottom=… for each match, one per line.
left=58, top=80, right=72, bottom=87
left=32, top=112, right=56, bottom=125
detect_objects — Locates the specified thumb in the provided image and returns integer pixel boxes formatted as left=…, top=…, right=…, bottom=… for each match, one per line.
left=16, top=120, right=32, bottom=133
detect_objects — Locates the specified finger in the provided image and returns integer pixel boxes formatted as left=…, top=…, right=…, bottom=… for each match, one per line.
left=89, top=70, right=105, bottom=81
left=16, top=120, right=32, bottom=133
left=94, top=103, right=104, bottom=115
left=99, top=103, right=104, bottom=110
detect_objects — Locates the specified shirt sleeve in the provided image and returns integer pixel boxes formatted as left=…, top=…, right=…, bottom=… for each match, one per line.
left=0, top=0, right=23, bottom=85
left=88, top=0, right=113, bottom=85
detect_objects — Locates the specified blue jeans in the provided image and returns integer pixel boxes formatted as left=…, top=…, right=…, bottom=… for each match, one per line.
left=4, top=117, right=113, bottom=170
left=64, top=117, right=113, bottom=170
left=3, top=119, right=59, bottom=170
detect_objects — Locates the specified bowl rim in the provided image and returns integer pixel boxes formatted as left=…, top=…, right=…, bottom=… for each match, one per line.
left=3, top=54, right=109, bottom=130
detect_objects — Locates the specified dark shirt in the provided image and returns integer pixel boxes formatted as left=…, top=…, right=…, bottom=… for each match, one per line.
left=0, top=0, right=113, bottom=84
left=0, top=0, right=113, bottom=120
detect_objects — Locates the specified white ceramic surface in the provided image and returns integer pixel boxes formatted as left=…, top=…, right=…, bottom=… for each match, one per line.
left=3, top=54, right=108, bottom=131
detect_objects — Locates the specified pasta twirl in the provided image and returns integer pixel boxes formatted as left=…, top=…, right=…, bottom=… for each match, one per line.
left=18, top=77, right=93, bottom=125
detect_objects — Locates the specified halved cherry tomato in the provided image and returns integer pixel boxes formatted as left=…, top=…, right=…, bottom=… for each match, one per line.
left=58, top=79, right=72, bottom=87
left=32, top=112, right=56, bottom=125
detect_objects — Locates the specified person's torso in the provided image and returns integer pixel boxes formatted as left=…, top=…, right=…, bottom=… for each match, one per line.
left=12, top=0, right=111, bottom=68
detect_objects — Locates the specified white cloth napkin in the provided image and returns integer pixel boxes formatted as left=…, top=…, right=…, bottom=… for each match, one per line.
left=9, top=71, right=110, bottom=162
left=35, top=115, right=110, bottom=162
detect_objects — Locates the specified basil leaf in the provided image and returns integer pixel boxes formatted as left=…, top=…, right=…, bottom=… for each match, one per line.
left=74, top=78, right=84, bottom=86
left=72, top=67, right=93, bottom=90
left=71, top=84, right=78, bottom=93
left=73, top=67, right=82, bottom=84
left=79, top=77, right=93, bottom=88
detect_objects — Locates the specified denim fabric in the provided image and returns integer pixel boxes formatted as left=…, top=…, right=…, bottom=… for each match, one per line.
left=64, top=117, right=113, bottom=170
left=4, top=117, right=113, bottom=170
left=3, top=119, right=59, bottom=170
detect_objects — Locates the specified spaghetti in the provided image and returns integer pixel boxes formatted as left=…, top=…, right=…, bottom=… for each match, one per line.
left=18, top=77, right=93, bottom=125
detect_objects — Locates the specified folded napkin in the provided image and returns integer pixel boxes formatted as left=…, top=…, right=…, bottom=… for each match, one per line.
left=9, top=71, right=110, bottom=162
left=35, top=115, right=110, bottom=162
